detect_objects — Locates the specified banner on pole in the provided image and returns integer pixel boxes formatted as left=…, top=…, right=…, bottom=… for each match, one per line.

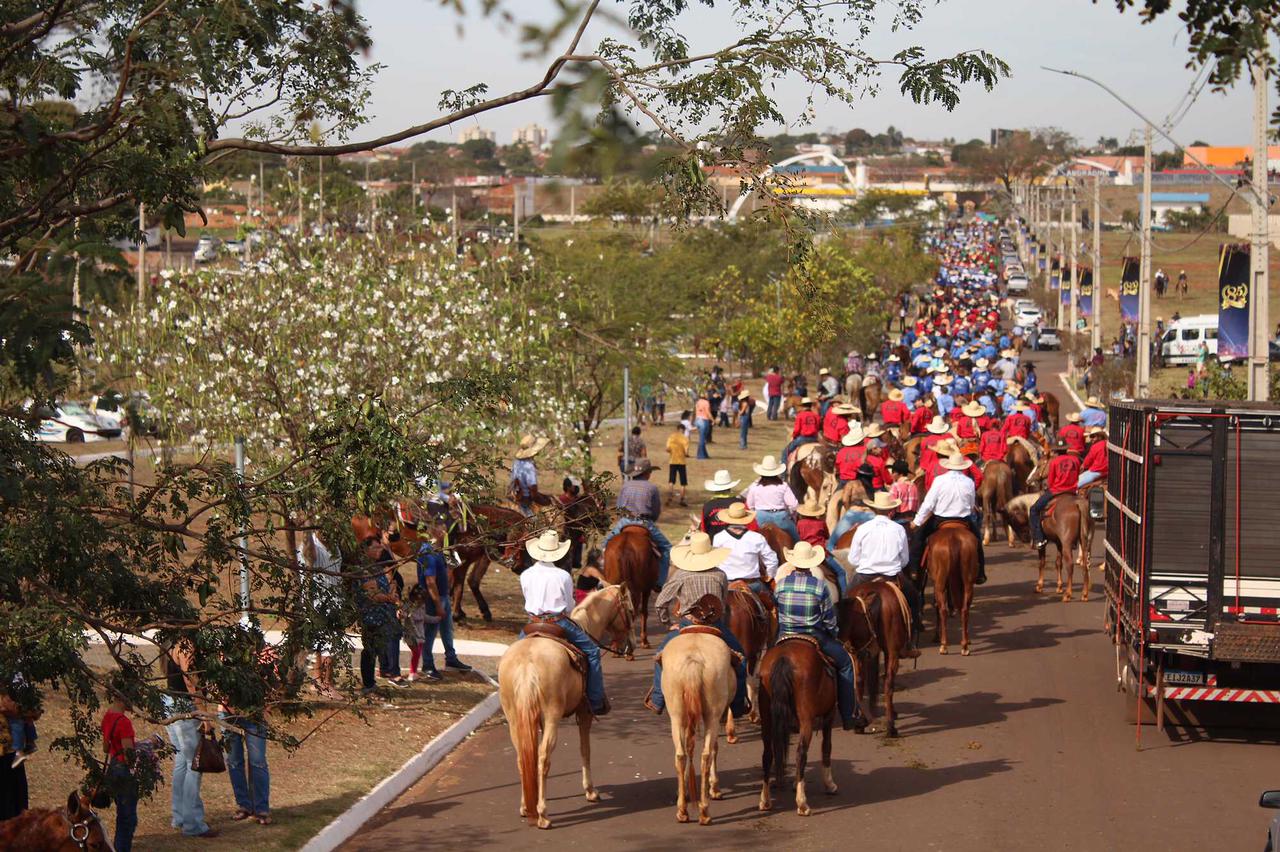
left=1217, top=243, right=1250, bottom=361
left=1050, top=256, right=1061, bottom=290
left=1078, top=267, right=1093, bottom=319
left=1119, top=256, right=1140, bottom=323
left=1061, top=268, right=1072, bottom=306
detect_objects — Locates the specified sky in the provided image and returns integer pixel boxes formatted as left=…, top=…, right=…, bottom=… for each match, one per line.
left=343, top=0, right=1260, bottom=153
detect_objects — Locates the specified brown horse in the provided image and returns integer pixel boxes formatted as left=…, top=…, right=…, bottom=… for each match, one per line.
left=1040, top=390, right=1061, bottom=436
left=788, top=444, right=833, bottom=503
left=0, top=791, right=111, bottom=851
left=1005, top=493, right=1094, bottom=601
left=449, top=503, right=534, bottom=621
left=498, top=585, right=632, bottom=829
left=978, top=459, right=1017, bottom=546
left=759, top=523, right=795, bottom=565
left=824, top=480, right=870, bottom=537
left=841, top=582, right=911, bottom=737
left=757, top=638, right=838, bottom=816
left=661, top=631, right=737, bottom=824
left=923, top=520, right=979, bottom=655
left=1005, top=437, right=1038, bottom=496
left=724, top=583, right=774, bottom=742
left=603, top=524, right=659, bottom=658
left=859, top=376, right=883, bottom=421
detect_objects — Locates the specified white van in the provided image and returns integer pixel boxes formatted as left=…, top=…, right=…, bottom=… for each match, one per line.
left=1160, top=314, right=1222, bottom=365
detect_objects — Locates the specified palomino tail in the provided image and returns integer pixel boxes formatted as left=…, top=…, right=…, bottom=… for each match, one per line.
left=511, top=672, right=543, bottom=824
left=768, top=656, right=796, bottom=784
left=679, top=658, right=706, bottom=733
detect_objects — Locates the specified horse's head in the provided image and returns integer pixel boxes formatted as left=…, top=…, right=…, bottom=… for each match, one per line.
left=60, top=790, right=111, bottom=852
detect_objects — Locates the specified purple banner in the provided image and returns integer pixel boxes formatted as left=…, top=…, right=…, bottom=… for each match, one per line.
left=1218, top=243, right=1250, bottom=361
left=1119, top=256, right=1140, bottom=323
left=1061, top=270, right=1072, bottom=305
left=1078, top=267, right=1093, bottom=319
left=1050, top=256, right=1061, bottom=290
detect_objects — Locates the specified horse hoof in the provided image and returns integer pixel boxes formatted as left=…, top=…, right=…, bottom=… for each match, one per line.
left=726, top=733, right=739, bottom=744
left=537, top=817, right=552, bottom=830
left=625, top=654, right=635, bottom=662
left=1061, top=594, right=1072, bottom=603
left=710, top=788, right=723, bottom=800
left=699, top=813, right=713, bottom=826
left=747, top=712, right=760, bottom=725
left=759, top=801, right=771, bottom=812
left=797, top=805, right=812, bottom=817
left=585, top=789, right=600, bottom=803
left=887, top=727, right=900, bottom=739
left=939, top=647, right=949, bottom=655
left=677, top=810, right=690, bottom=823
left=482, top=612, right=494, bottom=623
left=961, top=647, right=971, bottom=656
left=1082, top=593, right=1090, bottom=602
left=824, top=783, right=838, bottom=795
left=640, top=640, right=651, bottom=649
left=1033, top=584, right=1044, bottom=594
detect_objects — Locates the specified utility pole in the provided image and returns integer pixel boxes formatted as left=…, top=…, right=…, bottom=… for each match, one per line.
left=1069, top=182, right=1079, bottom=335
left=451, top=188, right=459, bottom=252
left=622, top=367, right=631, bottom=476
left=1092, top=175, right=1103, bottom=354
left=136, top=202, right=146, bottom=302
left=569, top=184, right=576, bottom=222
left=1248, top=54, right=1272, bottom=401
left=235, top=436, right=251, bottom=625
left=259, top=158, right=265, bottom=217
left=317, top=154, right=324, bottom=232
left=411, top=160, right=418, bottom=217
left=513, top=181, right=520, bottom=246
left=1135, top=124, right=1154, bottom=398
left=1058, top=184, right=1068, bottom=297
left=297, top=164, right=304, bottom=234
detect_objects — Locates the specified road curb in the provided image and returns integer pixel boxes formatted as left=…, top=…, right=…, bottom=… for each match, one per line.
left=300, top=689, right=502, bottom=852
left=1057, top=372, right=1086, bottom=410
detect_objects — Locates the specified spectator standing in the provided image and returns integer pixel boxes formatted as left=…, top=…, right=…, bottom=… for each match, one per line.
left=403, top=586, right=429, bottom=682
left=163, top=654, right=217, bottom=839
left=617, top=425, right=646, bottom=474
left=736, top=389, right=754, bottom=449
left=764, top=366, right=784, bottom=421
left=559, top=477, right=589, bottom=570
left=101, top=688, right=139, bottom=851
left=694, top=393, right=712, bottom=459
left=665, top=422, right=689, bottom=507
left=298, top=530, right=342, bottom=697
left=0, top=694, right=31, bottom=821
left=416, top=534, right=474, bottom=679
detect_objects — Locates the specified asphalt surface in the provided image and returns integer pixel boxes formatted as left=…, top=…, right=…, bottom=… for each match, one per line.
left=341, top=348, right=1280, bottom=852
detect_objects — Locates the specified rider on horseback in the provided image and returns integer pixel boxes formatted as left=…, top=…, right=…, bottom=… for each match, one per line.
left=848, top=492, right=922, bottom=657
left=509, top=434, right=549, bottom=517
left=776, top=541, right=866, bottom=731
left=1030, top=443, right=1081, bottom=550
left=909, top=453, right=987, bottom=585
left=645, top=533, right=750, bottom=718
left=711, top=502, right=778, bottom=611
left=600, top=459, right=673, bottom=590
left=780, top=397, right=820, bottom=465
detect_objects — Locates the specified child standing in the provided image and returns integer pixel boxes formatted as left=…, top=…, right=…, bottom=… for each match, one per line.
left=665, top=422, right=689, bottom=507
left=403, top=586, right=429, bottom=682
left=6, top=672, right=37, bottom=768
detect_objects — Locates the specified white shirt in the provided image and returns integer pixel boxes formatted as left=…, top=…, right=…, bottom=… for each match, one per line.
left=520, top=561, right=575, bottom=616
left=848, top=515, right=909, bottom=577
left=712, top=529, right=780, bottom=582
left=915, top=470, right=976, bottom=524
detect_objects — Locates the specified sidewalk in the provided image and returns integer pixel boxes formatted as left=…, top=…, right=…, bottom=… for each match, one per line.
left=84, top=627, right=509, bottom=657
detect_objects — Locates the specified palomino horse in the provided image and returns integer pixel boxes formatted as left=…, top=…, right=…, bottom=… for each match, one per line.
left=0, top=791, right=111, bottom=851
left=824, top=480, right=870, bottom=535
left=923, top=520, right=980, bottom=655
left=1005, top=492, right=1094, bottom=601
left=758, top=638, right=838, bottom=816
left=841, top=582, right=912, bottom=737
left=498, top=585, right=633, bottom=830
left=603, top=524, right=659, bottom=658
left=661, top=627, right=737, bottom=824
left=978, top=459, right=1017, bottom=546
left=724, top=582, right=773, bottom=743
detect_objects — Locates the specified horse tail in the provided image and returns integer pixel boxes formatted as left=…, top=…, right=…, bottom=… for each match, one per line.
left=512, top=672, right=542, bottom=823
left=768, top=656, right=796, bottom=784
left=679, top=657, right=706, bottom=734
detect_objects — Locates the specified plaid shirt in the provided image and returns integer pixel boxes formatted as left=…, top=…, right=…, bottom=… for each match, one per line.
left=654, top=567, right=728, bottom=625
left=776, top=569, right=836, bottom=635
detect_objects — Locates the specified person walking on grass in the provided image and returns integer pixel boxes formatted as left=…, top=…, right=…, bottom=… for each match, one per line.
left=737, top=388, right=754, bottom=449
left=101, top=684, right=139, bottom=851
left=665, top=421, right=689, bottom=507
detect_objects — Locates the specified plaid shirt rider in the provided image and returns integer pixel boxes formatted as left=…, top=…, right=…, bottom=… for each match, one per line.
left=776, top=569, right=837, bottom=635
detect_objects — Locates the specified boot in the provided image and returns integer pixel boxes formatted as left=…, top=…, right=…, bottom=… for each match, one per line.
left=642, top=688, right=663, bottom=716
left=594, top=694, right=612, bottom=717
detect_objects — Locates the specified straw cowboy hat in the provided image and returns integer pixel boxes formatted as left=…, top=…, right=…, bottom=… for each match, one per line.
left=737, top=389, right=751, bottom=400
left=800, top=396, right=815, bottom=406
left=975, top=357, right=990, bottom=369
left=818, top=367, right=830, bottom=376
left=863, top=422, right=886, bottom=439
left=1028, top=392, right=1045, bottom=404
left=933, top=348, right=946, bottom=358
left=887, top=354, right=901, bottom=362
left=926, top=416, right=951, bottom=435
left=1000, top=348, right=1017, bottom=358
left=526, top=529, right=571, bottom=562
left=864, top=492, right=902, bottom=512
left=888, top=388, right=905, bottom=401
left=1014, top=401, right=1031, bottom=412
left=671, top=532, right=730, bottom=573
left=716, top=501, right=756, bottom=526
left=783, top=540, right=827, bottom=570
left=832, top=402, right=859, bottom=416
left=940, top=453, right=973, bottom=471
left=1085, top=395, right=1104, bottom=409
left=797, top=494, right=825, bottom=517
left=934, top=438, right=961, bottom=457
left=1066, top=411, right=1082, bottom=423
left=753, top=454, right=787, bottom=477
left=704, top=469, right=741, bottom=492
left=961, top=400, right=985, bottom=418
left=900, top=376, right=918, bottom=387
left=1088, top=425, right=1107, bottom=437
left=934, top=374, right=954, bottom=386
left=515, top=434, right=549, bottom=460
left=841, top=423, right=867, bottom=446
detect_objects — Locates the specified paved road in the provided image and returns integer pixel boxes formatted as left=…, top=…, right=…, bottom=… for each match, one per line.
left=342, top=348, right=1280, bottom=851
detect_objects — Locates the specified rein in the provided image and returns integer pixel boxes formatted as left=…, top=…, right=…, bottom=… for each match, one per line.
left=845, top=595, right=879, bottom=657
left=583, top=587, right=633, bottom=658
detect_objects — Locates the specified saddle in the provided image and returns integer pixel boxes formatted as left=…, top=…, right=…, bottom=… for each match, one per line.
left=728, top=582, right=769, bottom=628
left=861, top=576, right=913, bottom=637
left=685, top=593, right=724, bottom=625
left=522, top=620, right=589, bottom=674
left=793, top=442, right=822, bottom=465
left=1043, top=492, right=1074, bottom=522
left=679, top=624, right=722, bottom=638
left=775, top=635, right=837, bottom=678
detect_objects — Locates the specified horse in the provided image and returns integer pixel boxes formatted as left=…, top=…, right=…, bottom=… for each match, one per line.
left=661, top=630, right=737, bottom=824
left=759, top=523, right=795, bottom=565
left=824, top=480, right=870, bottom=538
left=449, top=503, right=534, bottom=621
left=1040, top=390, right=1062, bottom=436
left=788, top=443, right=833, bottom=503
left=859, top=376, right=883, bottom=420
left=603, top=524, right=659, bottom=658
left=1005, top=437, right=1038, bottom=496
left=840, top=582, right=912, bottom=737
left=922, top=520, right=979, bottom=655
left=843, top=371, right=863, bottom=401
left=1005, top=492, right=1094, bottom=601
left=977, top=459, right=1017, bottom=546
left=757, top=638, right=838, bottom=816
left=497, top=584, right=632, bottom=829
left=901, top=434, right=924, bottom=473
left=724, top=578, right=772, bottom=742
left=0, top=791, right=111, bottom=851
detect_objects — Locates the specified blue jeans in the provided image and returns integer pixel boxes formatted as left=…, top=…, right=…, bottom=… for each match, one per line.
left=695, top=417, right=711, bottom=459
left=650, top=618, right=749, bottom=717
left=739, top=414, right=751, bottom=449
left=755, top=508, right=798, bottom=544
left=377, top=623, right=402, bottom=678
left=601, top=518, right=672, bottom=585
left=767, top=395, right=781, bottom=421
left=825, top=555, right=848, bottom=597
left=223, top=716, right=270, bottom=816
left=422, top=592, right=464, bottom=671
left=6, top=719, right=33, bottom=753
left=780, top=434, right=816, bottom=465
left=1029, top=490, right=1056, bottom=543
left=1077, top=470, right=1102, bottom=489
left=828, top=510, right=875, bottom=549
left=109, top=760, right=138, bottom=852
left=778, top=629, right=858, bottom=723
left=519, top=617, right=606, bottom=713
left=165, top=713, right=209, bottom=836
left=819, top=400, right=832, bottom=419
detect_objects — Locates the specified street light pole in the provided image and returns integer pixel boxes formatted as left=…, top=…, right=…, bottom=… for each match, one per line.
left=1092, top=175, right=1103, bottom=355
left=1069, top=182, right=1079, bottom=335
left=1136, top=124, right=1153, bottom=398
left=1247, top=55, right=1271, bottom=401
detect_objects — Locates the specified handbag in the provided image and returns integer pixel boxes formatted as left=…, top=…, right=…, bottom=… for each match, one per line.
left=190, top=728, right=226, bottom=774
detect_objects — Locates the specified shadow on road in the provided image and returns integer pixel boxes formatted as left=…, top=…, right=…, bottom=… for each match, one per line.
left=897, top=690, right=1064, bottom=736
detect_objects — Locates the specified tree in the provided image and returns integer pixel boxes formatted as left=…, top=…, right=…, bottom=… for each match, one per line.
left=580, top=181, right=664, bottom=228
left=957, top=128, right=1074, bottom=192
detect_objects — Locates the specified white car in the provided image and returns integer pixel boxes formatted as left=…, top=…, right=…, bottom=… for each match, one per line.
left=193, top=235, right=221, bottom=263
left=34, top=401, right=122, bottom=443
left=1015, top=307, right=1043, bottom=327
left=1006, top=273, right=1030, bottom=294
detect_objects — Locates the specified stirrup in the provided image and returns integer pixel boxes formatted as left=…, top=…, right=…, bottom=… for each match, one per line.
left=642, top=688, right=663, bottom=716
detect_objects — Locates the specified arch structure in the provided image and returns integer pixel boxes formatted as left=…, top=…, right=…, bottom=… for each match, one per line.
left=726, top=144, right=859, bottom=221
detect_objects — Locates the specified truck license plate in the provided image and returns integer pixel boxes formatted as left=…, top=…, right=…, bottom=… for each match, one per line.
left=1164, top=670, right=1205, bottom=685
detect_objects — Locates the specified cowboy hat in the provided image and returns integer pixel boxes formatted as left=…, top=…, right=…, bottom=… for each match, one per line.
left=515, top=434, right=549, bottom=460
left=933, top=348, right=946, bottom=357
left=737, top=389, right=751, bottom=400
left=1014, top=401, right=1031, bottom=412
left=1000, top=348, right=1017, bottom=358
left=832, top=402, right=859, bottom=416
left=671, top=532, right=730, bottom=573
left=716, top=501, right=756, bottom=526
left=800, top=396, right=814, bottom=406
left=900, top=376, right=918, bottom=387
left=752, top=455, right=786, bottom=477
left=624, top=458, right=660, bottom=477
left=704, top=469, right=741, bottom=492
left=866, top=352, right=879, bottom=361
left=783, top=540, right=827, bottom=570
left=940, top=453, right=973, bottom=471
left=526, top=529, right=571, bottom=562
left=864, top=492, right=902, bottom=512
left=797, top=494, right=825, bottom=517
left=1087, top=425, right=1107, bottom=437
left=934, top=438, right=960, bottom=457
left=1085, top=395, right=1104, bottom=409
left=975, top=358, right=990, bottom=369
left=1066, top=411, right=1082, bottom=423
left=863, top=422, right=886, bottom=439
left=961, top=400, right=985, bottom=418
left=841, top=423, right=867, bottom=446
left=888, top=388, right=905, bottom=401
left=887, top=354, right=901, bottom=362
left=933, top=374, right=954, bottom=386
left=926, top=416, right=951, bottom=435
left=818, top=367, right=830, bottom=376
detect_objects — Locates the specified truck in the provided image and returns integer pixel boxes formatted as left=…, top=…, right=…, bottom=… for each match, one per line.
left=1104, top=398, right=1280, bottom=727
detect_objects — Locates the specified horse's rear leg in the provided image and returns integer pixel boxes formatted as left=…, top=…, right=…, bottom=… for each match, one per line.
left=794, top=724, right=812, bottom=816
left=536, top=717, right=560, bottom=829
left=699, top=723, right=716, bottom=824
left=724, top=707, right=737, bottom=744
left=577, top=711, right=598, bottom=802
left=470, top=556, right=493, bottom=622
left=1055, top=548, right=1065, bottom=597
left=1079, top=541, right=1091, bottom=602
left=935, top=584, right=949, bottom=655
left=961, top=585, right=974, bottom=656
left=758, top=700, right=773, bottom=812
left=1061, top=537, right=1075, bottom=602
left=672, top=717, right=691, bottom=823
left=885, top=652, right=899, bottom=737
left=1035, top=548, right=1046, bottom=594
left=638, top=590, right=652, bottom=649
left=820, top=720, right=837, bottom=794
left=707, top=713, right=724, bottom=801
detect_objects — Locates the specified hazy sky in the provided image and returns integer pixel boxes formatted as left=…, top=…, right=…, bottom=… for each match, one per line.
left=345, top=0, right=1258, bottom=152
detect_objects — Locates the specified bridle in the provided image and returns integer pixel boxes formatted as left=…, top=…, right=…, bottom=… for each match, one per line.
left=843, top=594, right=880, bottom=658
left=62, top=807, right=103, bottom=851
left=584, top=585, right=634, bottom=658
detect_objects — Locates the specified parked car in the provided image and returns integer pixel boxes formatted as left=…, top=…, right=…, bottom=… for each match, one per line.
left=33, top=401, right=121, bottom=443
left=1035, top=327, right=1061, bottom=350
left=193, top=235, right=221, bottom=263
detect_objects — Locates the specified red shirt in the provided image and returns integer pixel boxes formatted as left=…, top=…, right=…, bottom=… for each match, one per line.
left=792, top=410, right=820, bottom=438
left=765, top=373, right=784, bottom=397
left=835, top=444, right=866, bottom=481
left=918, top=432, right=948, bottom=473
left=880, top=399, right=909, bottom=425
left=866, top=451, right=889, bottom=489
left=1059, top=423, right=1086, bottom=454
left=979, top=430, right=1007, bottom=462
left=952, top=415, right=981, bottom=440
left=1003, top=413, right=1032, bottom=439
left=822, top=409, right=851, bottom=443
left=102, top=710, right=135, bottom=764
left=796, top=516, right=829, bottom=548
left=1082, top=439, right=1109, bottom=476
left=1047, top=455, right=1081, bottom=494
left=908, top=406, right=934, bottom=435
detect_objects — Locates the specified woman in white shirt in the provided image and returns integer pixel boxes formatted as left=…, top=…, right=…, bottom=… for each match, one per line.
left=743, top=455, right=799, bottom=542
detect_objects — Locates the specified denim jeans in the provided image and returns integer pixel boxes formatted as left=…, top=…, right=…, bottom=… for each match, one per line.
left=378, top=622, right=403, bottom=678
left=828, top=510, right=875, bottom=549
left=222, top=716, right=269, bottom=816
left=755, top=508, right=798, bottom=544
left=165, top=715, right=209, bottom=836
left=5, top=719, right=32, bottom=753
left=739, top=414, right=751, bottom=449
left=109, top=760, right=138, bottom=852
left=767, top=395, right=781, bottom=421
left=778, top=629, right=858, bottom=723
left=1029, top=491, right=1056, bottom=543
left=695, top=417, right=711, bottom=459
left=824, top=555, right=848, bottom=597
left=422, top=592, right=464, bottom=671
left=650, top=618, right=748, bottom=717
left=519, top=617, right=606, bottom=713
left=780, top=434, right=816, bottom=466
left=601, top=518, right=672, bottom=585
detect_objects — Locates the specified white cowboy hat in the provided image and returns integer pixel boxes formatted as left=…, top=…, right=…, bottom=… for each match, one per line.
left=934, top=438, right=961, bottom=457
left=818, top=367, right=830, bottom=376
left=671, top=532, right=730, bottom=573
left=526, top=529, right=571, bottom=562
left=863, top=422, right=886, bottom=439
left=1066, top=411, right=1082, bottom=423
left=866, top=352, right=879, bottom=360
left=888, top=388, right=905, bottom=401
left=975, top=358, right=990, bottom=369
left=841, top=423, right=867, bottom=446
left=1000, top=349, right=1017, bottom=358
left=900, top=376, right=918, bottom=387
left=753, top=455, right=786, bottom=477
left=1088, top=425, right=1108, bottom=437
left=926, top=416, right=951, bottom=434
left=933, top=348, right=946, bottom=357
left=515, top=434, right=549, bottom=460
left=1085, top=396, right=1104, bottom=409
left=933, top=373, right=954, bottom=386
left=887, top=354, right=901, bottom=362
left=715, top=501, right=756, bottom=526
left=961, top=400, right=985, bottom=418
left=800, top=396, right=814, bottom=406
left=831, top=402, right=859, bottom=416
left=704, top=469, right=741, bottom=492
left=783, top=540, right=827, bottom=570
left=940, top=453, right=973, bottom=471
left=864, top=492, right=902, bottom=512
left=737, top=389, right=751, bottom=400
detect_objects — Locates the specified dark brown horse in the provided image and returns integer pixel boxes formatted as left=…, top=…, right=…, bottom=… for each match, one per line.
left=841, top=581, right=912, bottom=737
left=724, top=583, right=773, bottom=743
left=787, top=444, right=833, bottom=503
left=859, top=376, right=883, bottom=421
left=978, top=459, right=1016, bottom=546
left=602, top=525, right=658, bottom=658
left=0, top=791, right=111, bottom=851
left=757, top=638, right=838, bottom=816
left=759, top=523, right=795, bottom=565
left=923, top=520, right=979, bottom=655
left=449, top=503, right=534, bottom=621
left=1005, top=492, right=1094, bottom=601
left=1040, top=390, right=1062, bottom=436
left=1005, top=437, right=1037, bottom=496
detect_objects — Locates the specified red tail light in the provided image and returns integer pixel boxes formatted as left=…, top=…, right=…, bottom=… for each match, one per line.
left=1149, top=604, right=1172, bottom=623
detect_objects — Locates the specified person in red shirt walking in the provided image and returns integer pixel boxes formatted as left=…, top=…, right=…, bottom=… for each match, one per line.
left=1030, top=443, right=1082, bottom=548
left=822, top=401, right=857, bottom=444
left=879, top=388, right=910, bottom=427
left=1058, top=412, right=1086, bottom=457
left=781, top=397, right=820, bottom=464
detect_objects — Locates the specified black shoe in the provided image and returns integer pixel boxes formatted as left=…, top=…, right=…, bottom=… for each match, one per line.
left=444, top=659, right=473, bottom=673
left=976, top=572, right=988, bottom=586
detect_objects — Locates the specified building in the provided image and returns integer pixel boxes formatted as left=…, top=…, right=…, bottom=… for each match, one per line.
left=1142, top=192, right=1210, bottom=223
left=1183, top=145, right=1280, bottom=170
left=458, top=126, right=496, bottom=144
left=512, top=124, right=549, bottom=148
